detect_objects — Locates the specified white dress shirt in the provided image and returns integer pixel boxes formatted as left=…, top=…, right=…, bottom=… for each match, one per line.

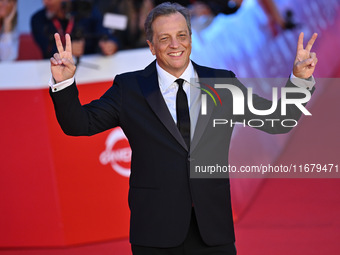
left=156, top=61, right=201, bottom=140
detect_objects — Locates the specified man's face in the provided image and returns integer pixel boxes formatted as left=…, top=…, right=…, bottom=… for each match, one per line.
left=147, top=12, right=192, bottom=78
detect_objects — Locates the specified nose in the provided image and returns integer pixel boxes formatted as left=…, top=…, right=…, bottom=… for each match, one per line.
left=169, top=37, right=179, bottom=48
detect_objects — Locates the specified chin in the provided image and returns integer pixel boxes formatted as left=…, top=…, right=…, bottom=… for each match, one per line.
left=171, top=60, right=188, bottom=69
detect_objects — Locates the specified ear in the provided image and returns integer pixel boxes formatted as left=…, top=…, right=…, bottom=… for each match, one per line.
left=147, top=40, right=156, bottom=55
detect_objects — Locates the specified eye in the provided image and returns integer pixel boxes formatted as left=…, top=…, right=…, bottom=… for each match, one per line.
left=160, top=36, right=168, bottom=42
left=178, top=34, right=187, bottom=40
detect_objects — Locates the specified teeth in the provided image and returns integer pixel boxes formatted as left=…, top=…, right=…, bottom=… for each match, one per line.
left=169, top=52, right=182, bottom=56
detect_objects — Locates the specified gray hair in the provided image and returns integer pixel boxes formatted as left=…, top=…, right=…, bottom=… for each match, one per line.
left=144, top=2, right=192, bottom=42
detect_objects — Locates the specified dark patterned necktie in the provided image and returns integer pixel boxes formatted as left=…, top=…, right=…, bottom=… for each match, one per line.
left=175, top=79, right=190, bottom=149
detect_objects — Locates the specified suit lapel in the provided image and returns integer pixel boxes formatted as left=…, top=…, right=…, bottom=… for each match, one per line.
left=190, top=62, right=216, bottom=153
left=138, top=61, right=188, bottom=151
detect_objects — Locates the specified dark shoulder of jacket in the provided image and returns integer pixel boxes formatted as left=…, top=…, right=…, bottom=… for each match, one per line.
left=212, top=67, right=236, bottom=78
left=31, top=8, right=48, bottom=22
left=111, top=68, right=146, bottom=89
left=115, top=68, right=145, bottom=80
left=192, top=61, right=236, bottom=78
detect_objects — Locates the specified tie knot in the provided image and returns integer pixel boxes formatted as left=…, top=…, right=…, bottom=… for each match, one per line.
left=175, top=79, right=185, bottom=88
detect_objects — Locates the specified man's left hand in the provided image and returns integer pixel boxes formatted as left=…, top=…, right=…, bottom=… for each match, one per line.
left=293, top=32, right=318, bottom=79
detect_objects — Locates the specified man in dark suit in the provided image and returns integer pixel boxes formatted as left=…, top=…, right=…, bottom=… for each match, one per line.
left=49, top=2, right=318, bottom=255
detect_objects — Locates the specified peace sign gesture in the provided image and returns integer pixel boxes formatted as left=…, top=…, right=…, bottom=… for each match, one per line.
left=50, top=33, right=76, bottom=83
left=293, top=32, right=318, bottom=79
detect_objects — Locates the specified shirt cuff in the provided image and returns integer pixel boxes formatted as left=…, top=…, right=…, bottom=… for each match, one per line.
left=49, top=76, right=75, bottom=92
left=289, top=73, right=315, bottom=91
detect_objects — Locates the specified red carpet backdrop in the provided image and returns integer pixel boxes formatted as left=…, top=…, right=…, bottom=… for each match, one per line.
left=0, top=0, right=339, bottom=254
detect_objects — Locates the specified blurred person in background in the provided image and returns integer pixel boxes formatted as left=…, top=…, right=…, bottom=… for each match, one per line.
left=94, top=0, right=154, bottom=50
left=0, top=0, right=18, bottom=61
left=258, top=0, right=296, bottom=36
left=31, top=0, right=119, bottom=59
left=190, top=0, right=295, bottom=35
left=191, top=0, right=243, bottom=16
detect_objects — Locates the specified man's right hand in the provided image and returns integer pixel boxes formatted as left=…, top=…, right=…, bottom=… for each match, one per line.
left=50, top=33, right=76, bottom=83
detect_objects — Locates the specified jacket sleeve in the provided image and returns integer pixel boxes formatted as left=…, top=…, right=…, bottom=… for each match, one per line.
left=212, top=69, right=315, bottom=134
left=233, top=76, right=315, bottom=134
left=49, top=76, right=122, bottom=136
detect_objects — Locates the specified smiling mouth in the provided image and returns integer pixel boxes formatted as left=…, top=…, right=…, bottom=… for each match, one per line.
left=168, top=51, right=183, bottom=57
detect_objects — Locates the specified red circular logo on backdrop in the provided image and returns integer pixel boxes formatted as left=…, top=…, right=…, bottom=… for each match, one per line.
left=99, top=128, right=131, bottom=177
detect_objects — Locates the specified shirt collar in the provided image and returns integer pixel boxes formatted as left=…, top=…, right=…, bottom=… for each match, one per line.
left=156, top=61, right=195, bottom=92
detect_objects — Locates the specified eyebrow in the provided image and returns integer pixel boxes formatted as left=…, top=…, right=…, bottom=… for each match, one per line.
left=158, top=30, right=188, bottom=36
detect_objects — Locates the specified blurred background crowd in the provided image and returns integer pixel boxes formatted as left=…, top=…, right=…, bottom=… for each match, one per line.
left=0, top=0, right=296, bottom=62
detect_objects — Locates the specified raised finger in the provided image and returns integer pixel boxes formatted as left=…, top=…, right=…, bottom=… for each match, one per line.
left=310, top=52, right=318, bottom=67
left=305, top=33, right=318, bottom=52
left=53, top=53, right=62, bottom=64
left=54, top=33, right=64, bottom=54
left=297, top=57, right=314, bottom=69
left=310, top=52, right=316, bottom=58
left=296, top=32, right=304, bottom=52
left=65, top=34, right=72, bottom=54
left=50, top=57, right=58, bottom=66
left=62, top=57, right=76, bottom=70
